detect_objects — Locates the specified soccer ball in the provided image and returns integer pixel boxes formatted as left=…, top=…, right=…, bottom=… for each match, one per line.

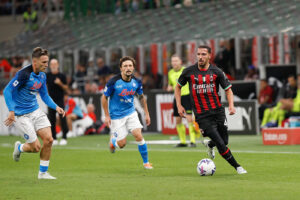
left=197, top=158, right=216, bottom=176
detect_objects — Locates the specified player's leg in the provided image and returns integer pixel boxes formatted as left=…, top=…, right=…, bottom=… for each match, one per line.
left=128, top=112, right=152, bottom=169
left=13, top=115, right=42, bottom=161
left=131, top=128, right=152, bottom=169
left=173, top=99, right=187, bottom=147
left=186, top=114, right=196, bottom=147
left=48, top=108, right=58, bottom=145
left=109, top=117, right=128, bottom=153
left=34, top=109, right=56, bottom=179
left=182, top=95, right=197, bottom=147
left=36, top=127, right=56, bottom=179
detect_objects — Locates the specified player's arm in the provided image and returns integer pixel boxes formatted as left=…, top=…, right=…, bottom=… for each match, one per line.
left=101, top=94, right=111, bottom=127
left=175, top=69, right=188, bottom=118
left=225, top=88, right=236, bottom=115
left=3, top=73, right=27, bottom=126
left=166, top=72, right=173, bottom=92
left=219, top=69, right=235, bottom=115
left=137, top=93, right=151, bottom=126
left=39, top=81, right=65, bottom=117
left=175, top=83, right=186, bottom=118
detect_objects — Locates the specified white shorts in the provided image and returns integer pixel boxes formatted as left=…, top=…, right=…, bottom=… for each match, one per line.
left=15, top=109, right=51, bottom=143
left=110, top=111, right=143, bottom=141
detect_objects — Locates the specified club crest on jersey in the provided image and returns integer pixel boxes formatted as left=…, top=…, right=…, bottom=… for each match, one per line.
left=30, top=81, right=42, bottom=90
left=119, top=89, right=135, bottom=97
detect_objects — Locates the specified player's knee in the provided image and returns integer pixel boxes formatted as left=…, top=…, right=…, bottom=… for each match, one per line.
left=44, top=137, right=54, bottom=146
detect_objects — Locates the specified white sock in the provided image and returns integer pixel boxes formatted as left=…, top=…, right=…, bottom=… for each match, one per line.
left=137, top=139, right=146, bottom=145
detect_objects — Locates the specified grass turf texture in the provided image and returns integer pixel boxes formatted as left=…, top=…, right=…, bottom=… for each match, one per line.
left=1, top=134, right=300, bottom=200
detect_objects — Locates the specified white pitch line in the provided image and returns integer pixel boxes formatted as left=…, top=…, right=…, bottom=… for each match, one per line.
left=1, top=143, right=300, bottom=155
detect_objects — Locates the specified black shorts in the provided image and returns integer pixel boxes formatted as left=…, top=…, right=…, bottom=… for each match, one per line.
left=173, top=95, right=193, bottom=117
left=195, top=107, right=228, bottom=138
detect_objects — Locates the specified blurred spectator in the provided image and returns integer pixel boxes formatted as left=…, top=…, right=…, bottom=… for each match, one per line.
left=132, top=0, right=139, bottom=12
left=244, top=65, right=258, bottom=80
left=23, top=6, right=38, bottom=32
left=261, top=75, right=298, bottom=128
left=115, top=0, right=121, bottom=15
left=258, top=79, right=274, bottom=120
left=87, top=103, right=97, bottom=122
left=64, top=93, right=84, bottom=137
left=142, top=73, right=155, bottom=90
left=183, top=0, right=193, bottom=7
left=0, top=58, right=12, bottom=78
left=74, top=63, right=87, bottom=93
left=10, top=56, right=23, bottom=77
left=214, top=40, right=233, bottom=77
left=97, top=57, right=111, bottom=77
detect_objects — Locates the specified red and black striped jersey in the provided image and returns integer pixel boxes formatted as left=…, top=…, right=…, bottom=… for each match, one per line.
left=177, top=64, right=232, bottom=115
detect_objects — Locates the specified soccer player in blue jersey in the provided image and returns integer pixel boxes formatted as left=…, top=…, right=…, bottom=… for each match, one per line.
left=3, top=47, right=65, bottom=179
left=101, top=56, right=152, bottom=169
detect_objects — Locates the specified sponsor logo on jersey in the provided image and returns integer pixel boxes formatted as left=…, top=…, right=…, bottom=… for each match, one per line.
left=192, top=83, right=215, bottom=94
left=118, top=89, right=135, bottom=97
left=30, top=81, right=42, bottom=90
left=13, top=80, right=19, bottom=87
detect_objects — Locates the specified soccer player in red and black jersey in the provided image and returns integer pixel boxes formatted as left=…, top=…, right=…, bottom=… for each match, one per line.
left=175, top=45, right=247, bottom=174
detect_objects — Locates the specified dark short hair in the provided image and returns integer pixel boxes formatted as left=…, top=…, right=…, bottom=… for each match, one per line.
left=119, top=56, right=136, bottom=68
left=198, top=45, right=211, bottom=54
left=32, top=47, right=49, bottom=58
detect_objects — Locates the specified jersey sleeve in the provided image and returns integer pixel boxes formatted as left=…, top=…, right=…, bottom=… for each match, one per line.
left=217, top=69, right=232, bottom=91
left=103, top=78, right=115, bottom=97
left=39, top=74, right=57, bottom=110
left=136, top=79, right=143, bottom=95
left=3, top=70, right=29, bottom=111
left=177, top=68, right=189, bottom=87
left=168, top=71, right=172, bottom=86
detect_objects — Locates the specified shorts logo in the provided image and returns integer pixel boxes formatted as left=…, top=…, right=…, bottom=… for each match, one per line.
left=24, top=134, right=29, bottom=140
left=114, top=132, right=118, bottom=137
left=13, top=80, right=19, bottom=87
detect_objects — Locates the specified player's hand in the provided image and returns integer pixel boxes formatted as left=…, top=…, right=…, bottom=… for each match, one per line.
left=56, top=106, right=66, bottom=117
left=4, top=111, right=16, bottom=127
left=228, top=106, right=236, bottom=115
left=145, top=113, right=151, bottom=126
left=177, top=105, right=186, bottom=118
left=104, top=115, right=111, bottom=128
left=54, top=78, right=62, bottom=85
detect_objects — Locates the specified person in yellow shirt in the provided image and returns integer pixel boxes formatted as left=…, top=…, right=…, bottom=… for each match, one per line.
left=167, top=55, right=197, bottom=147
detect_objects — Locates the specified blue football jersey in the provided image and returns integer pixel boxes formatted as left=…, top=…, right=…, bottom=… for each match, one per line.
left=3, top=65, right=57, bottom=116
left=103, top=74, right=143, bottom=120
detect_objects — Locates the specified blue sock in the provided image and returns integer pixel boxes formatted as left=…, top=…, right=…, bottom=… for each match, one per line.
left=39, top=160, right=49, bottom=173
left=138, top=143, right=148, bottom=164
left=112, top=137, right=118, bottom=148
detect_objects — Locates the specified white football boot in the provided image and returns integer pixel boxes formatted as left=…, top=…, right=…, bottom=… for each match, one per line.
left=236, top=166, right=247, bottom=174
left=38, top=172, right=57, bottom=179
left=13, top=141, right=21, bottom=162
left=202, top=139, right=215, bottom=159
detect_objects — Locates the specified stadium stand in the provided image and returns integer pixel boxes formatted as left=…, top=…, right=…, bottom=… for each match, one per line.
left=0, top=0, right=299, bottom=57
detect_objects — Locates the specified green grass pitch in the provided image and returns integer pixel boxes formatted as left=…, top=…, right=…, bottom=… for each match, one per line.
left=1, top=134, right=300, bottom=200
